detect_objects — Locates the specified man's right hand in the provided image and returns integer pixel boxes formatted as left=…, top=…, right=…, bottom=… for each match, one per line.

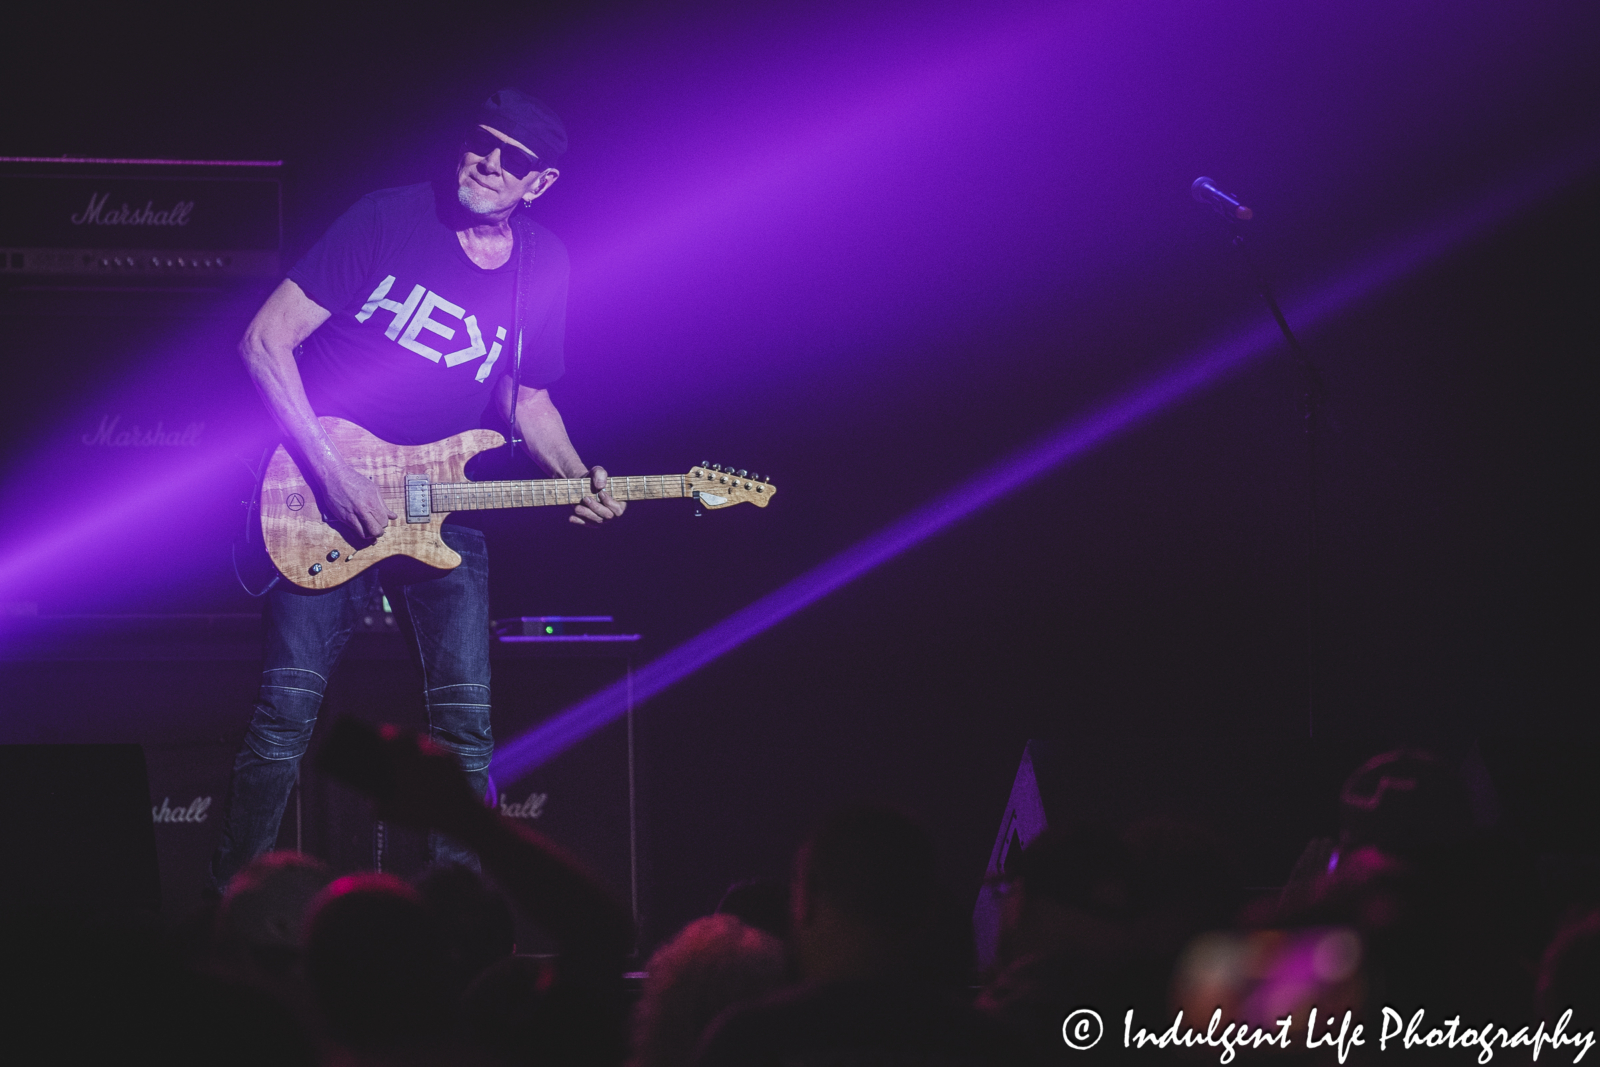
left=317, top=461, right=395, bottom=539
left=237, top=279, right=394, bottom=536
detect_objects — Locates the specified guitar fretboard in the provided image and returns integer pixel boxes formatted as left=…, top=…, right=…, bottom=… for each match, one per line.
left=405, top=474, right=690, bottom=513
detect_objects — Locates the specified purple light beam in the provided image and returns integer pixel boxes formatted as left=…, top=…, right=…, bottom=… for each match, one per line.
left=0, top=437, right=248, bottom=600
left=490, top=137, right=1600, bottom=782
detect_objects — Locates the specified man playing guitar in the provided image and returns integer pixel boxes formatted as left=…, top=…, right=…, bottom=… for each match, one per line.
left=211, top=89, right=623, bottom=889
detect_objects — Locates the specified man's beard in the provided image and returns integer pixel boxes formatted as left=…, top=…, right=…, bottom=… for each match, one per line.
left=457, top=182, right=499, bottom=216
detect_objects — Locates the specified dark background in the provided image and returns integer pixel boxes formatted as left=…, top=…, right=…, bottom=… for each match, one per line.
left=1, top=0, right=1595, bottom=946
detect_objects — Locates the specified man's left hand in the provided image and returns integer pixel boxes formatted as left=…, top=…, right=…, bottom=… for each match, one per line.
left=571, top=465, right=626, bottom=526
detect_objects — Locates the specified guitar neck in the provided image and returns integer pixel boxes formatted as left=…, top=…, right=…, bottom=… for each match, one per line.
left=425, top=474, right=690, bottom=513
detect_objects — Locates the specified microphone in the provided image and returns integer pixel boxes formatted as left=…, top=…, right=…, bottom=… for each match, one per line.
left=1191, top=176, right=1253, bottom=221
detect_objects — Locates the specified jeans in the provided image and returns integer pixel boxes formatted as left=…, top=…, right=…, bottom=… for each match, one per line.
left=210, top=524, right=492, bottom=891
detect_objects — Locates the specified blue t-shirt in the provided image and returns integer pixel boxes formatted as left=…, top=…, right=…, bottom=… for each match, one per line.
left=287, top=182, right=568, bottom=446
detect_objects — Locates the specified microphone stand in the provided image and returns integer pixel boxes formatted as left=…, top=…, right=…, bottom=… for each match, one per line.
left=1225, top=219, right=1326, bottom=739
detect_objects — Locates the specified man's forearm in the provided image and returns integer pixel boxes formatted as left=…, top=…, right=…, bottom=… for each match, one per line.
left=241, top=334, right=345, bottom=481
left=504, top=383, right=587, bottom=477
left=446, top=803, right=633, bottom=962
left=493, top=374, right=621, bottom=526
left=238, top=281, right=392, bottom=538
left=239, top=279, right=344, bottom=483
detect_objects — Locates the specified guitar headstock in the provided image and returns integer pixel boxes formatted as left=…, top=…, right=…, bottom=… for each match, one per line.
left=686, top=463, right=775, bottom=508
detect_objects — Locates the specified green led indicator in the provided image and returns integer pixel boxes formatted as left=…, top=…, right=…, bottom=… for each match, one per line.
left=545, top=625, right=555, bottom=634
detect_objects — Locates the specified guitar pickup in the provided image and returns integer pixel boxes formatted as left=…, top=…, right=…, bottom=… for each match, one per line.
left=405, top=475, right=432, bottom=523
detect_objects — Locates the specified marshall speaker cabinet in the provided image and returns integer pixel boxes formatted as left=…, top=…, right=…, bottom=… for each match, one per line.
left=0, top=156, right=281, bottom=285
left=0, top=615, right=648, bottom=953
left=0, top=157, right=283, bottom=615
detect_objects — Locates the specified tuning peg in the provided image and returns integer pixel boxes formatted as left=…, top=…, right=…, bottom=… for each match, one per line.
left=750, top=473, right=760, bottom=481
left=700, top=459, right=708, bottom=467
left=738, top=469, right=748, bottom=478
left=711, top=463, right=721, bottom=471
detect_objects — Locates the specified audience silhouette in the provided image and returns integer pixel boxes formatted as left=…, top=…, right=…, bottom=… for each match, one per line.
left=6, top=735, right=1589, bottom=1066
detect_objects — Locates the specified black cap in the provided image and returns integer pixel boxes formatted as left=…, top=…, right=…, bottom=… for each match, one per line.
left=477, top=89, right=567, bottom=168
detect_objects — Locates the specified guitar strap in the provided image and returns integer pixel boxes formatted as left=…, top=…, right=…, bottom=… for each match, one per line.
left=508, top=210, right=536, bottom=451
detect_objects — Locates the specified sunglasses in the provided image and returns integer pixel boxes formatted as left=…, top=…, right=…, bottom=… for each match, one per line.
left=462, top=127, right=540, bottom=179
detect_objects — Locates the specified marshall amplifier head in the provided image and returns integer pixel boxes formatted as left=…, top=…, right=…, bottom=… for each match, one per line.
left=0, top=156, right=281, bottom=286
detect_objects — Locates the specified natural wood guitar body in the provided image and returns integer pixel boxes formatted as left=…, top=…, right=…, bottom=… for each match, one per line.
left=260, top=418, right=503, bottom=591
left=260, top=416, right=775, bottom=591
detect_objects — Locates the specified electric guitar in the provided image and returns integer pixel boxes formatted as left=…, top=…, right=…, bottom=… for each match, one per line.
left=261, top=416, right=775, bottom=590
